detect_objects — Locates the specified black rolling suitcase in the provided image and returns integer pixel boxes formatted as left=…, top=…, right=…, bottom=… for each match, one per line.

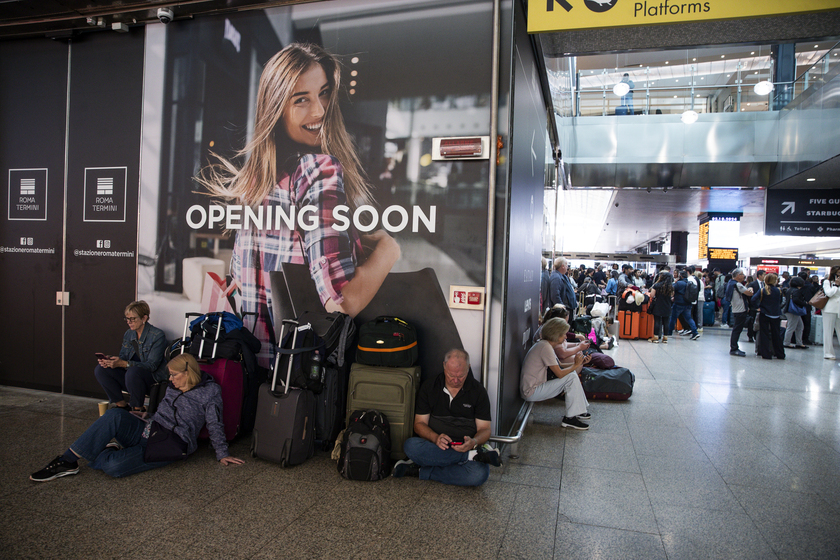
left=251, top=319, right=315, bottom=467
left=314, top=314, right=356, bottom=450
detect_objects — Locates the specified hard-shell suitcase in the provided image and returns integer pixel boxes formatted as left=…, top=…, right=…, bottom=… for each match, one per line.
left=638, top=305, right=654, bottom=339
left=251, top=319, right=315, bottom=467
left=703, top=301, right=716, bottom=326
left=618, top=310, right=639, bottom=339
left=315, top=314, right=356, bottom=449
left=812, top=313, right=824, bottom=345
left=179, top=313, right=245, bottom=442
left=346, top=363, right=420, bottom=461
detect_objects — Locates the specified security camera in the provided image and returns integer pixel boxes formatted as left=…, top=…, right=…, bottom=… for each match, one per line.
left=157, top=7, right=174, bottom=24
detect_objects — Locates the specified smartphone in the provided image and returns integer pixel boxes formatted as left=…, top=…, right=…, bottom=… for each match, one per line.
left=448, top=441, right=464, bottom=447
left=95, top=353, right=108, bottom=360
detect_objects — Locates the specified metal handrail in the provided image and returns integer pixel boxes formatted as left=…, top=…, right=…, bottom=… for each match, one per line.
left=489, top=401, right=534, bottom=444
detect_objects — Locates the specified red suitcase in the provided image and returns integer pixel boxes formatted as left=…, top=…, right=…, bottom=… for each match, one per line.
left=180, top=313, right=244, bottom=442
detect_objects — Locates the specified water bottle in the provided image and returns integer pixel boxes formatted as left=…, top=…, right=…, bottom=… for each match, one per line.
left=309, top=350, right=322, bottom=382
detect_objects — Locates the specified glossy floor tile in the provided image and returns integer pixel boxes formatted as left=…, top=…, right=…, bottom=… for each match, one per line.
left=2, top=325, right=840, bottom=559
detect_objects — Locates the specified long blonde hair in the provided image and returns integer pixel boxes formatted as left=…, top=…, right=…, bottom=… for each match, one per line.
left=197, top=43, right=372, bottom=208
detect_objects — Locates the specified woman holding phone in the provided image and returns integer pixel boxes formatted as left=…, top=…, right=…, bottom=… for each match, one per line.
left=821, top=266, right=840, bottom=359
left=198, top=43, right=400, bottom=366
left=94, top=300, right=167, bottom=411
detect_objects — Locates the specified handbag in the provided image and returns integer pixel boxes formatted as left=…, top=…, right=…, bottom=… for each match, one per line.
left=144, top=420, right=189, bottom=462
left=753, top=311, right=760, bottom=332
left=809, top=289, right=828, bottom=310
left=788, top=301, right=807, bottom=316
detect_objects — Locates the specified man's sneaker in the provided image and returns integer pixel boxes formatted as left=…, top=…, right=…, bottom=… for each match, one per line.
left=561, top=416, right=589, bottom=430
left=690, top=333, right=701, bottom=341
left=577, top=412, right=591, bottom=420
left=29, top=456, right=79, bottom=482
left=473, top=444, right=502, bottom=467
left=679, top=329, right=691, bottom=336
left=392, top=459, right=420, bottom=478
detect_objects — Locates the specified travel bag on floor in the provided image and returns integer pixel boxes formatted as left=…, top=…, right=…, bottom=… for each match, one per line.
left=579, top=366, right=635, bottom=400
left=618, top=310, right=640, bottom=339
left=703, top=301, right=716, bottom=326
left=251, top=319, right=316, bottom=467
left=346, top=363, right=420, bottom=460
left=180, top=313, right=248, bottom=442
left=315, top=313, right=356, bottom=450
left=337, top=409, right=392, bottom=481
left=356, top=316, right=418, bottom=367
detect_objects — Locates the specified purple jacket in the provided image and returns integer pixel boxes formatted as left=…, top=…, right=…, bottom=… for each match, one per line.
left=151, top=373, right=229, bottom=460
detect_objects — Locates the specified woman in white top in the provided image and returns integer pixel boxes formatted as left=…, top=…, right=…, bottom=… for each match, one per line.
left=821, top=265, right=840, bottom=359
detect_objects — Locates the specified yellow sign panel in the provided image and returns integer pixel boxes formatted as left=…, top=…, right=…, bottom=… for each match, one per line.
left=708, top=247, right=738, bottom=260
left=528, top=0, right=840, bottom=33
left=698, top=221, right=709, bottom=260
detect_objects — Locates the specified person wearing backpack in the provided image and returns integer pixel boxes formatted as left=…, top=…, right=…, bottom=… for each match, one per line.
left=393, top=349, right=501, bottom=486
left=679, top=266, right=700, bottom=335
left=727, top=268, right=755, bottom=357
left=668, top=270, right=700, bottom=340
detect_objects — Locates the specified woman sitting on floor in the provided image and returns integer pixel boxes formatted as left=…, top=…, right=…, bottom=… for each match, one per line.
left=521, top=318, right=591, bottom=431
left=30, top=354, right=244, bottom=482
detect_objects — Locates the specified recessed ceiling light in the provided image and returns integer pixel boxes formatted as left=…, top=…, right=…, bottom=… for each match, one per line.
left=815, top=44, right=819, bottom=48
left=349, top=88, right=356, bottom=95
left=673, top=95, right=677, bottom=98
left=692, top=58, right=696, bottom=61
left=350, top=80, right=357, bottom=86
left=675, top=79, right=679, bottom=83
left=665, top=61, right=669, bottom=65
left=807, top=178, right=816, bottom=182
left=721, top=55, right=725, bottom=58
left=351, top=70, right=358, bottom=77
left=351, top=56, right=359, bottom=64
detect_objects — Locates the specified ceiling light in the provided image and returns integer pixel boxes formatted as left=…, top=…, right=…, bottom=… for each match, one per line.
left=692, top=58, right=696, bottom=61
left=665, top=61, right=669, bottom=65
left=351, top=70, right=358, bottom=77
left=351, top=56, right=359, bottom=64
left=815, top=44, right=819, bottom=48
left=721, top=55, right=725, bottom=58
left=613, top=82, right=630, bottom=96
left=751, top=51, right=755, bottom=55
left=754, top=80, right=774, bottom=95
left=807, top=178, right=816, bottom=182
left=681, top=110, right=699, bottom=124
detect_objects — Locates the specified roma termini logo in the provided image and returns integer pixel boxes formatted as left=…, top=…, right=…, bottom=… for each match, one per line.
left=584, top=0, right=617, bottom=13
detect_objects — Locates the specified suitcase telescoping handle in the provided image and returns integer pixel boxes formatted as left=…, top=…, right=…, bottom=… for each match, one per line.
left=272, top=319, right=300, bottom=395
left=181, top=313, right=204, bottom=355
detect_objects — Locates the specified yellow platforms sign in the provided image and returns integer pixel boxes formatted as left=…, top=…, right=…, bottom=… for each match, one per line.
left=528, top=0, right=840, bottom=33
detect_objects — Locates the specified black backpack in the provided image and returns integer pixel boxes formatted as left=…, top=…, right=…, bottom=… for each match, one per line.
left=684, top=279, right=699, bottom=303
left=338, top=410, right=391, bottom=481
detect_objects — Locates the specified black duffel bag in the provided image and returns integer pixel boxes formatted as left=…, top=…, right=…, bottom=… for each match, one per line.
left=356, top=316, right=418, bottom=367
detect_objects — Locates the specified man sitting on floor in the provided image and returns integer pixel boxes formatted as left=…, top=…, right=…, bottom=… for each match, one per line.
left=393, top=348, right=501, bottom=486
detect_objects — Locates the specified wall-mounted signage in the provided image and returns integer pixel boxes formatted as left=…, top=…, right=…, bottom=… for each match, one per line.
left=708, top=247, right=738, bottom=260
left=83, top=167, right=127, bottom=223
left=765, top=189, right=840, bottom=237
left=528, top=0, right=840, bottom=33
left=698, top=220, right=709, bottom=259
left=8, top=168, right=48, bottom=221
left=432, top=136, right=490, bottom=160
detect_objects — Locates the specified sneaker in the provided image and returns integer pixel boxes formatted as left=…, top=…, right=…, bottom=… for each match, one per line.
left=561, top=416, right=589, bottom=430
left=730, top=349, right=746, bottom=357
left=649, top=337, right=659, bottom=343
left=577, top=412, right=591, bottom=420
left=29, top=456, right=79, bottom=482
left=679, top=329, right=691, bottom=336
left=690, top=333, right=701, bottom=341
left=392, top=459, right=420, bottom=478
left=473, top=444, right=502, bottom=467
left=662, top=336, right=668, bottom=343
left=105, top=441, right=122, bottom=451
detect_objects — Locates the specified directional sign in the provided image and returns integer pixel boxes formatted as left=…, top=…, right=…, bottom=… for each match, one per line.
left=765, top=189, right=840, bottom=237
left=529, top=0, right=840, bottom=34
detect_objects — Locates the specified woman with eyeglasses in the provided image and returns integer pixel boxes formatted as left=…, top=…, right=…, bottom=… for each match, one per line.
left=94, top=300, right=168, bottom=412
left=30, top=354, right=245, bottom=482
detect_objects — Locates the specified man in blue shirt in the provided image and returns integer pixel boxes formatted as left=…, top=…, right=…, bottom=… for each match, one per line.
left=668, top=270, right=701, bottom=340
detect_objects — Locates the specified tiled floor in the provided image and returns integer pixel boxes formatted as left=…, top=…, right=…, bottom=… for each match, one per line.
left=2, top=326, right=840, bottom=559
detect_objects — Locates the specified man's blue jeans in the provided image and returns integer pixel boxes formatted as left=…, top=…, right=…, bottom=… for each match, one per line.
left=668, top=303, right=698, bottom=336
left=70, top=408, right=171, bottom=478
left=403, top=437, right=489, bottom=487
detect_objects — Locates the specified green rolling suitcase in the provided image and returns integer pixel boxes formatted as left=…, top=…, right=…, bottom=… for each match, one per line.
left=346, top=363, right=420, bottom=460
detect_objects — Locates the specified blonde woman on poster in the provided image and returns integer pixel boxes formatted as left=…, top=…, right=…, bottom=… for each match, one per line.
left=198, top=43, right=400, bottom=363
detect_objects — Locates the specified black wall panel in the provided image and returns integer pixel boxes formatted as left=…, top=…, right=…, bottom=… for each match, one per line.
left=0, top=39, right=68, bottom=391
left=63, top=30, right=145, bottom=398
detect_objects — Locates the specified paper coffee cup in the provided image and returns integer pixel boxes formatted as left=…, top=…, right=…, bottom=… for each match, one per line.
left=98, top=402, right=109, bottom=416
